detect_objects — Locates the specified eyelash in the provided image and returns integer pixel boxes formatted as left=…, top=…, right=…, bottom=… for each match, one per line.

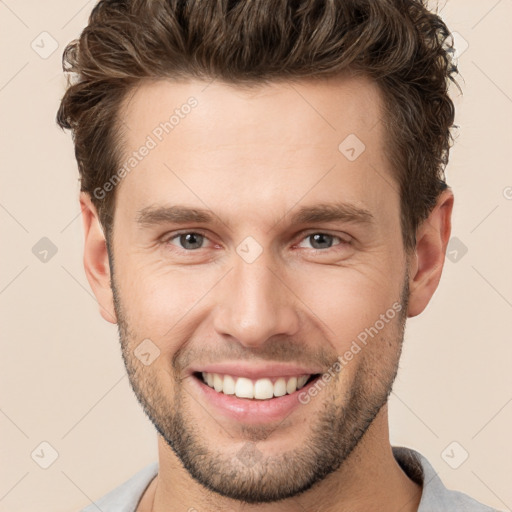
left=163, top=230, right=351, bottom=253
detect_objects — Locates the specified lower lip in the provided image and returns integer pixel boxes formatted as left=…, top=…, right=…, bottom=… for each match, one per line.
left=190, top=374, right=320, bottom=424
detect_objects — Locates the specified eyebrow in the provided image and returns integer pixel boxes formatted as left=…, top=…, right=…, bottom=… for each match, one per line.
left=288, top=202, right=374, bottom=226
left=137, top=205, right=216, bottom=226
left=136, top=202, right=375, bottom=229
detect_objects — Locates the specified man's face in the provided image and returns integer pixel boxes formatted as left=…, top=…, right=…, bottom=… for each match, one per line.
left=110, top=76, right=410, bottom=502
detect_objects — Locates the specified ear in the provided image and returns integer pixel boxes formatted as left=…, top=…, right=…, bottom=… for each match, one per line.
left=80, top=192, right=117, bottom=324
left=407, top=188, right=454, bottom=318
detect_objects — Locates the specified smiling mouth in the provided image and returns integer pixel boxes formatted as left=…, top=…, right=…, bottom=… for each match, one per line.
left=193, top=371, right=321, bottom=400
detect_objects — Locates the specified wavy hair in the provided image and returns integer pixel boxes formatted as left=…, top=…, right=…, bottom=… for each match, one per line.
left=56, top=0, right=459, bottom=251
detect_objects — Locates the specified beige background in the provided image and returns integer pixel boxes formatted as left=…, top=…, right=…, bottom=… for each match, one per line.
left=1, top=1, right=511, bottom=511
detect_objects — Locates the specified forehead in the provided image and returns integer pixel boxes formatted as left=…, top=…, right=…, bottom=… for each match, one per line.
left=120, top=74, right=384, bottom=148
left=114, top=75, right=397, bottom=229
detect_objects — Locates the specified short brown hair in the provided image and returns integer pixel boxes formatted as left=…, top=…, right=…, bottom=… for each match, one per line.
left=56, top=0, right=459, bottom=251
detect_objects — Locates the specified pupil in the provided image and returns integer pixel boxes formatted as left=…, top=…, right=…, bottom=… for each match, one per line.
left=311, top=233, right=332, bottom=249
left=181, top=233, right=203, bottom=250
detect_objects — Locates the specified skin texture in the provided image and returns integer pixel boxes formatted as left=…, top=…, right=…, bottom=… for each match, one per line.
left=80, top=74, right=454, bottom=512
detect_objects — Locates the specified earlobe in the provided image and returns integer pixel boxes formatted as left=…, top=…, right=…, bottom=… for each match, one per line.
left=80, top=193, right=117, bottom=324
left=407, top=189, right=454, bottom=318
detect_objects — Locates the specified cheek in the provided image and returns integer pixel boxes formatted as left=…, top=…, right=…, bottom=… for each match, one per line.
left=114, top=237, right=405, bottom=355
left=292, top=263, right=404, bottom=351
left=114, top=260, right=218, bottom=341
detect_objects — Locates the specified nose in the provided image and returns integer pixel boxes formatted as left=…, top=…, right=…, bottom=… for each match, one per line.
left=213, top=255, right=300, bottom=349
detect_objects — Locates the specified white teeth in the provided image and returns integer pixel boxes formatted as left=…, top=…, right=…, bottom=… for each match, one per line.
left=297, top=375, right=308, bottom=388
left=213, top=373, right=223, bottom=392
left=286, top=377, right=298, bottom=394
left=254, top=378, right=274, bottom=400
left=223, top=375, right=236, bottom=395
left=200, top=372, right=313, bottom=399
left=235, top=377, right=254, bottom=398
left=273, top=377, right=287, bottom=397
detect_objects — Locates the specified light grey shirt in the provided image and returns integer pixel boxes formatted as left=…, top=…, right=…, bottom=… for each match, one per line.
left=81, top=446, right=500, bottom=511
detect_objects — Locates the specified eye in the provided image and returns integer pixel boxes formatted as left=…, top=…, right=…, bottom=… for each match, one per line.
left=296, top=232, right=349, bottom=251
left=167, top=231, right=211, bottom=251
left=163, top=230, right=350, bottom=253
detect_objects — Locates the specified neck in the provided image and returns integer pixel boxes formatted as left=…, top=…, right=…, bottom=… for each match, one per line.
left=139, top=405, right=422, bottom=512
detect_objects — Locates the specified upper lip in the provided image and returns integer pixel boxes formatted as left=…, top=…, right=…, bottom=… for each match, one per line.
left=189, top=362, right=323, bottom=380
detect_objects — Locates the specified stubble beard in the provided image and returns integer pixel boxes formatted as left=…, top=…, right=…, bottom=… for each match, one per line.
left=112, top=268, right=409, bottom=504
